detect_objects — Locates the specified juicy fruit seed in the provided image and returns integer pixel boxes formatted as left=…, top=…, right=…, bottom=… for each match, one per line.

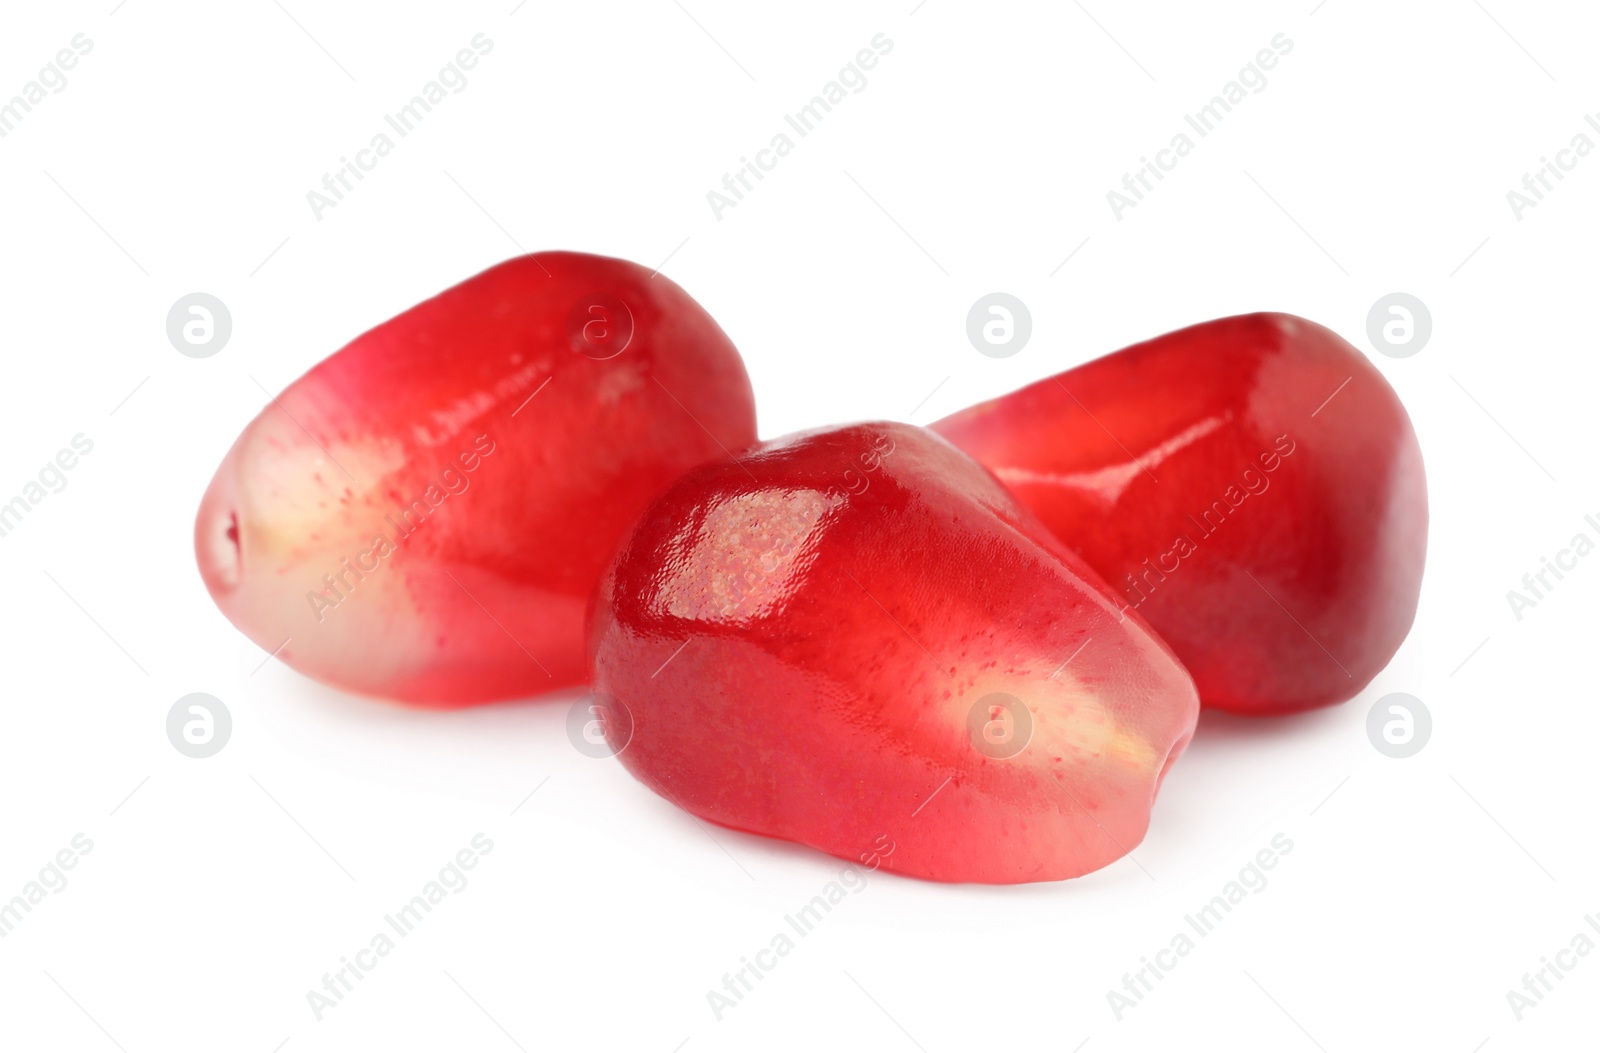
left=934, top=312, right=1427, bottom=715
left=590, top=422, right=1199, bottom=883
left=195, top=251, right=756, bottom=706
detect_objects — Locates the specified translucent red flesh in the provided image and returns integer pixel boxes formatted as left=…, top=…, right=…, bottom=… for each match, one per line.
left=934, top=312, right=1427, bottom=714
left=590, top=423, right=1199, bottom=883
left=195, top=252, right=756, bottom=705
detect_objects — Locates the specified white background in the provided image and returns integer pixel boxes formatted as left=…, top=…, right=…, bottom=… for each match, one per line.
left=1, top=0, right=1595, bottom=1050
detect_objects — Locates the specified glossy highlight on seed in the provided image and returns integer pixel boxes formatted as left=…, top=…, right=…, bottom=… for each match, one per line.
left=589, top=422, right=1199, bottom=883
